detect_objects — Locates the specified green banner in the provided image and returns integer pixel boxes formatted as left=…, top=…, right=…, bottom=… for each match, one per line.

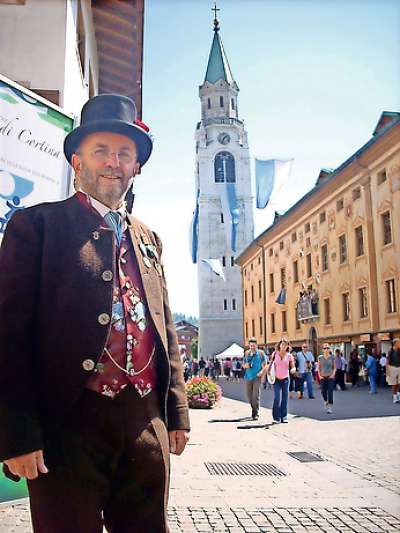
left=0, top=465, right=28, bottom=502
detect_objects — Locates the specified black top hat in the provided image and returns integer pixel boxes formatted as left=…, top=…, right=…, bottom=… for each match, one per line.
left=64, top=94, right=153, bottom=167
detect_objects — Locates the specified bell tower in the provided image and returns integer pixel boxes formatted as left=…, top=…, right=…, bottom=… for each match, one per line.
left=191, top=6, right=254, bottom=357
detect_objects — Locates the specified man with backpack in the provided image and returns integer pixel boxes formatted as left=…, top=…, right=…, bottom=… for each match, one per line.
left=243, top=338, right=267, bottom=420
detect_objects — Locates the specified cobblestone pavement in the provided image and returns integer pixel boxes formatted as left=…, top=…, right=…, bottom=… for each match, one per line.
left=168, top=507, right=400, bottom=533
left=2, top=502, right=399, bottom=533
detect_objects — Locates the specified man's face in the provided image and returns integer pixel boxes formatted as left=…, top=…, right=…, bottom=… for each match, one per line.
left=302, top=344, right=308, bottom=351
left=249, top=342, right=257, bottom=351
left=72, top=131, right=140, bottom=209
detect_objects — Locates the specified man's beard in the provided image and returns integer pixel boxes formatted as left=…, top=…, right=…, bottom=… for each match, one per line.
left=80, top=165, right=132, bottom=207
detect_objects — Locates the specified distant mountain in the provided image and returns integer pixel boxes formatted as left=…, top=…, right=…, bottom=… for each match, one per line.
left=173, top=312, right=199, bottom=326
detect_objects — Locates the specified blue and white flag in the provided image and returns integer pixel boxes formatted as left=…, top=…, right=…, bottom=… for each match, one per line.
left=190, top=189, right=200, bottom=264
left=202, top=258, right=226, bottom=281
left=255, top=158, right=293, bottom=209
left=220, top=182, right=240, bottom=252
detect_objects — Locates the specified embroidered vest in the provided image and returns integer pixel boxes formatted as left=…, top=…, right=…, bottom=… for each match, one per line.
left=75, top=192, right=157, bottom=399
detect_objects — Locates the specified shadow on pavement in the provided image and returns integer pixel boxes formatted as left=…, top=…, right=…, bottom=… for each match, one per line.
left=209, top=416, right=252, bottom=423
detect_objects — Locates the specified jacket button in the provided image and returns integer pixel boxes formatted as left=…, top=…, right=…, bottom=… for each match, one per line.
left=98, top=313, right=110, bottom=325
left=102, top=270, right=113, bottom=282
left=82, top=359, right=95, bottom=371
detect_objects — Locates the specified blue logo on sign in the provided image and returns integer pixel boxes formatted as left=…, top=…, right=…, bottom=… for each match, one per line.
left=0, top=170, right=34, bottom=234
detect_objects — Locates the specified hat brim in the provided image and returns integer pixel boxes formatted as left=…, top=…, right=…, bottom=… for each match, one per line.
left=63, top=119, right=153, bottom=167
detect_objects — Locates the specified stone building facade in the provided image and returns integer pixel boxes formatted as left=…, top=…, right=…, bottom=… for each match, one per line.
left=236, top=112, right=400, bottom=358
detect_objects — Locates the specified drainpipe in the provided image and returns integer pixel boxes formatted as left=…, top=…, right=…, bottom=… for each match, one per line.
left=255, top=243, right=267, bottom=347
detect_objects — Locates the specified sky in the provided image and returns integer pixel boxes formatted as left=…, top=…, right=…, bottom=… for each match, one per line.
left=131, top=0, right=400, bottom=317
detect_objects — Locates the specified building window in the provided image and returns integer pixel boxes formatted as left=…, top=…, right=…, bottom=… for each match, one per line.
left=245, top=322, right=248, bottom=338
left=251, top=263, right=254, bottom=270
left=337, top=198, right=344, bottom=212
left=231, top=256, right=234, bottom=267
left=282, top=311, right=287, bottom=332
left=244, top=269, right=246, bottom=277
left=244, top=290, right=248, bottom=307
left=231, top=97, right=235, bottom=110
left=280, top=267, right=286, bottom=288
left=382, top=211, right=392, bottom=245
left=342, top=293, right=350, bottom=321
left=352, top=187, right=361, bottom=201
left=258, top=256, right=261, bottom=264
left=220, top=213, right=224, bottom=223
left=293, top=260, right=299, bottom=283
left=324, top=298, right=331, bottom=325
left=222, top=256, right=226, bottom=267
left=220, top=96, right=224, bottom=107
left=295, top=308, right=300, bottom=330
left=258, top=280, right=262, bottom=298
left=214, top=151, right=235, bottom=183
left=306, top=237, right=311, bottom=248
left=321, top=244, right=328, bottom=272
left=207, top=98, right=211, bottom=109
left=386, top=279, right=397, bottom=313
left=251, top=285, right=254, bottom=303
left=269, top=248, right=273, bottom=257
left=251, top=319, right=255, bottom=337
left=279, top=240, right=284, bottom=250
left=270, top=273, right=274, bottom=293
left=319, top=211, right=326, bottom=224
left=291, top=232, right=297, bottom=243
left=305, top=223, right=310, bottom=233
left=271, top=313, right=276, bottom=333
left=259, top=316, right=263, bottom=336
left=339, top=234, right=347, bottom=264
left=359, top=287, right=368, bottom=318
left=377, top=169, right=387, bottom=185
left=306, top=253, right=312, bottom=278
left=223, top=299, right=228, bottom=311
left=355, top=226, right=364, bottom=257
left=232, top=298, right=236, bottom=311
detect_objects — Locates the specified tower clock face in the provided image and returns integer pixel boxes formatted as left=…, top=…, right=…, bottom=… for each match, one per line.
left=218, top=132, right=231, bottom=145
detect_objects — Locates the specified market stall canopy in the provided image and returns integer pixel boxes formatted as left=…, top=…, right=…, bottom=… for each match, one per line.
left=214, top=343, right=244, bottom=359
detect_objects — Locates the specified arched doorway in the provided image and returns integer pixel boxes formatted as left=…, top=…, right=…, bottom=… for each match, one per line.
left=308, top=327, right=318, bottom=357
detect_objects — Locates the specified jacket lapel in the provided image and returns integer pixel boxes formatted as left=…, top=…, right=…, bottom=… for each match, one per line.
left=127, top=216, right=166, bottom=349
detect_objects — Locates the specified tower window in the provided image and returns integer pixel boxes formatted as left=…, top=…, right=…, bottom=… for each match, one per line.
left=207, top=98, right=211, bottom=109
left=231, top=98, right=235, bottom=110
left=220, top=213, right=224, bottom=223
left=214, top=152, right=236, bottom=183
left=231, top=256, right=234, bottom=267
left=232, top=298, right=236, bottom=311
left=222, top=256, right=226, bottom=267
left=223, top=299, right=228, bottom=311
left=220, top=96, right=224, bottom=107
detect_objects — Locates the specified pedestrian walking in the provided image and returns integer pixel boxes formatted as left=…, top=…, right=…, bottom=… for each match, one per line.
left=192, top=359, right=199, bottom=377
left=349, top=349, right=361, bottom=387
left=223, top=358, right=232, bottom=381
left=199, top=356, right=206, bottom=377
left=365, top=351, right=378, bottom=394
left=233, top=357, right=242, bottom=382
left=318, top=343, right=336, bottom=414
left=266, top=339, right=296, bottom=424
left=0, top=94, right=190, bottom=532
left=243, top=338, right=267, bottom=420
left=387, top=338, right=400, bottom=403
left=296, top=343, right=315, bottom=399
left=334, top=348, right=347, bottom=391
left=214, top=358, right=221, bottom=381
left=379, top=353, right=387, bottom=387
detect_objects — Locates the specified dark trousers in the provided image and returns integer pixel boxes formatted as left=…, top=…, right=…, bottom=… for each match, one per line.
left=28, top=387, right=170, bottom=533
left=320, top=378, right=335, bottom=405
left=245, top=377, right=261, bottom=417
left=335, top=369, right=346, bottom=390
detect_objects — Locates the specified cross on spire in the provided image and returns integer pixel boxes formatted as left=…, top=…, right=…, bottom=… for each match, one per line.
left=212, top=1, right=220, bottom=32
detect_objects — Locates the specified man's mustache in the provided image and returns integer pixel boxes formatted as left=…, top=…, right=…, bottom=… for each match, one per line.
left=97, top=169, right=124, bottom=178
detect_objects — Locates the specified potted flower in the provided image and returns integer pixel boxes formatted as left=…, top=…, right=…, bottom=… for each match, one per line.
left=186, top=377, right=222, bottom=409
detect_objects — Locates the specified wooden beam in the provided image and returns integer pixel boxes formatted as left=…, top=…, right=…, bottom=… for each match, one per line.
left=92, top=6, right=135, bottom=30
left=93, top=0, right=137, bottom=19
left=94, top=23, right=134, bottom=46
left=98, top=51, right=135, bottom=72
left=100, top=70, right=139, bottom=88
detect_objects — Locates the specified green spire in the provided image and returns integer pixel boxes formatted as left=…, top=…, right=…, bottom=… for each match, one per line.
left=204, top=10, right=235, bottom=85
